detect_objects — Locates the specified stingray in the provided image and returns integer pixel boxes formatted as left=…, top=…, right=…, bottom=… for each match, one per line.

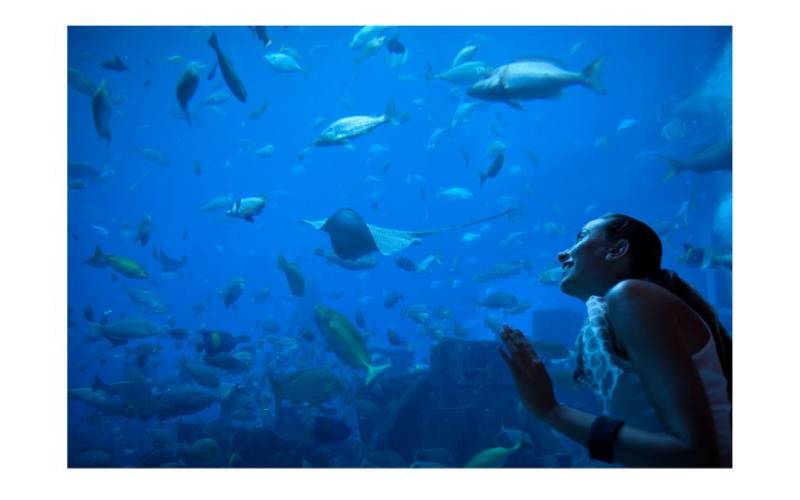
left=301, top=207, right=517, bottom=260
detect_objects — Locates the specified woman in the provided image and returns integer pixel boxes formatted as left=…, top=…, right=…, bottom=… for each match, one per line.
left=499, top=214, right=731, bottom=467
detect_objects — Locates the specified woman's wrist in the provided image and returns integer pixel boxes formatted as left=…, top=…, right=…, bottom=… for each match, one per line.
left=542, top=402, right=565, bottom=427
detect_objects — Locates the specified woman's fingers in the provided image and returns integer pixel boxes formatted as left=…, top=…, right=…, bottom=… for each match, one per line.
left=500, top=326, right=543, bottom=369
left=498, top=346, right=526, bottom=382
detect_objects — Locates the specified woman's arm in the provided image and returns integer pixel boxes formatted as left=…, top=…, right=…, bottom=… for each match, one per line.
left=500, top=279, right=721, bottom=467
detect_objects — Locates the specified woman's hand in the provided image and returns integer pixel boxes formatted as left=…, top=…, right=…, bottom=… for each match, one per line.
left=498, top=325, right=559, bottom=420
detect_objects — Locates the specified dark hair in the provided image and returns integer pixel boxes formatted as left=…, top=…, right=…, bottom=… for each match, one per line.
left=600, top=213, right=732, bottom=401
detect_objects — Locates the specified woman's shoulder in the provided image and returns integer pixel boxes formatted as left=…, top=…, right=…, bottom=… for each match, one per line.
left=604, top=279, right=709, bottom=351
left=604, top=279, right=687, bottom=332
left=604, top=278, right=673, bottom=307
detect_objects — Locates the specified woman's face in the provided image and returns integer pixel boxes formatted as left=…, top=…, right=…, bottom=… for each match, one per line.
left=557, top=219, right=615, bottom=300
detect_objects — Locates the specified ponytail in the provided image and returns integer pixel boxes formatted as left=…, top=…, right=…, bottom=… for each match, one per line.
left=599, top=213, right=732, bottom=403
left=648, top=268, right=732, bottom=401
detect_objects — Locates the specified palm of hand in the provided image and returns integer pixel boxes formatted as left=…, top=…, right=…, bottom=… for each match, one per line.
left=498, top=325, right=558, bottom=418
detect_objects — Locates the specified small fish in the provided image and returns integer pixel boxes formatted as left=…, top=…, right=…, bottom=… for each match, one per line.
left=451, top=101, right=480, bottom=127
left=100, top=55, right=129, bottom=72
left=165, top=54, right=185, bottom=65
left=462, top=232, right=481, bottom=243
left=176, top=63, right=201, bottom=126
left=264, top=52, right=306, bottom=74
left=253, top=144, right=275, bottom=158
left=519, top=146, right=539, bottom=166
left=250, top=26, right=272, bottom=48
left=158, top=249, right=188, bottom=273
left=90, top=224, right=109, bottom=236
left=277, top=253, right=305, bottom=297
left=426, top=127, right=448, bottom=151
left=387, top=328, right=405, bottom=346
left=219, top=277, right=245, bottom=308
left=86, top=246, right=149, bottom=279
left=168, top=328, right=189, bottom=340
left=436, top=187, right=473, bottom=200
left=226, top=197, right=266, bottom=223
left=249, top=100, right=269, bottom=120
left=199, top=193, right=233, bottom=213
left=476, top=291, right=518, bottom=310
left=135, top=215, right=153, bottom=246
left=386, top=37, right=405, bottom=54
left=539, top=266, right=564, bottom=285
left=314, top=305, right=391, bottom=385
left=384, top=292, right=403, bottom=309
left=138, top=148, right=170, bottom=166
left=68, top=67, right=96, bottom=96
left=202, top=91, right=230, bottom=106
left=569, top=41, right=587, bottom=57
left=315, top=103, right=399, bottom=146
left=435, top=61, right=494, bottom=85
left=91, top=80, right=112, bottom=145
left=465, top=439, right=523, bottom=468
left=300, top=328, right=315, bottom=342
left=207, top=31, right=247, bottom=102
left=394, top=256, right=417, bottom=272
left=617, top=118, right=638, bottom=131
left=479, top=153, right=504, bottom=185
left=349, top=26, right=391, bottom=51
left=486, top=140, right=507, bottom=158
left=355, top=309, right=366, bottom=329
left=313, top=416, right=352, bottom=445
left=677, top=243, right=732, bottom=271
left=452, top=45, right=478, bottom=67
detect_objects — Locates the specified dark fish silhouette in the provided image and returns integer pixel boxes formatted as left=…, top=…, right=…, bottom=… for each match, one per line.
left=91, top=80, right=112, bottom=145
left=207, top=61, right=217, bottom=81
left=207, top=31, right=247, bottom=102
left=200, top=329, right=238, bottom=355
left=159, top=250, right=188, bottom=272
left=313, top=416, right=352, bottom=444
left=250, top=26, right=271, bottom=47
left=355, top=309, right=366, bottom=328
left=68, top=67, right=96, bottom=96
left=277, top=254, right=305, bottom=297
left=394, top=257, right=417, bottom=272
left=176, top=64, right=200, bottom=126
left=386, top=37, right=405, bottom=54
left=100, top=55, right=130, bottom=72
left=479, top=152, right=504, bottom=185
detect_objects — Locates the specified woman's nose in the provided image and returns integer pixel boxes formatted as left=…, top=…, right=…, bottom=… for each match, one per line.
left=557, top=250, right=570, bottom=263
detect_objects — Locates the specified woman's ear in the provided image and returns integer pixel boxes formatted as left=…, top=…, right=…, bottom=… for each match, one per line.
left=606, top=239, right=630, bottom=261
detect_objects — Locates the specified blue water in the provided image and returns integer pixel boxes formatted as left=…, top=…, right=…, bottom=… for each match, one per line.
left=67, top=26, right=732, bottom=467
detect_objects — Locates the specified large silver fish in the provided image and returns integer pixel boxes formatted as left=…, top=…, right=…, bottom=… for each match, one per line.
left=661, top=136, right=732, bottom=181
left=467, top=56, right=607, bottom=109
left=435, top=61, right=494, bottom=85
left=349, top=26, right=391, bottom=50
left=315, top=103, right=398, bottom=146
